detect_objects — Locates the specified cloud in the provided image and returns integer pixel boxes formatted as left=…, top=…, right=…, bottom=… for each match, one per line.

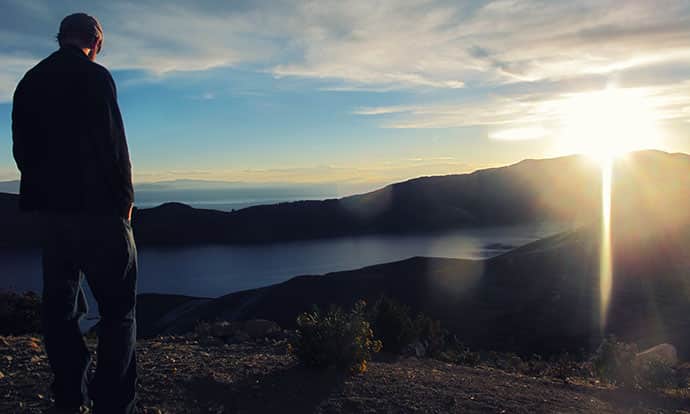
left=356, top=80, right=690, bottom=131
left=352, top=106, right=415, bottom=115
left=132, top=157, right=483, bottom=186
left=1, top=0, right=689, bottom=158
left=1, top=0, right=687, bottom=99
left=489, top=126, right=550, bottom=141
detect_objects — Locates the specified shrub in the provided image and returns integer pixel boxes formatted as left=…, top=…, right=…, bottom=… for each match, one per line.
left=438, top=337, right=481, bottom=367
left=413, top=314, right=446, bottom=357
left=367, top=296, right=417, bottom=353
left=524, top=354, right=549, bottom=376
left=591, top=336, right=638, bottom=387
left=367, top=296, right=447, bottom=355
left=293, top=300, right=382, bottom=373
left=0, top=291, right=41, bottom=335
left=549, top=352, right=581, bottom=383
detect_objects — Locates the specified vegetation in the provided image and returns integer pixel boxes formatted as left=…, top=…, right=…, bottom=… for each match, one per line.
left=0, top=290, right=41, bottom=335
left=293, top=300, right=382, bottom=373
left=366, top=296, right=446, bottom=356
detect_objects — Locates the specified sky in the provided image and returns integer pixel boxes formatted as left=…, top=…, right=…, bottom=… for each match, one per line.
left=0, top=0, right=689, bottom=188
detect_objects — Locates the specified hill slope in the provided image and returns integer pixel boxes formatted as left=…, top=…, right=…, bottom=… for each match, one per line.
left=2, top=335, right=689, bottom=413
left=139, top=219, right=690, bottom=358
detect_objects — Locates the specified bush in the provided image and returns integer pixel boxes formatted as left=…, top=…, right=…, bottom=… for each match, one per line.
left=549, top=352, right=581, bottom=383
left=592, top=336, right=638, bottom=387
left=413, top=314, right=446, bottom=357
left=0, top=291, right=41, bottom=335
left=367, top=296, right=417, bottom=353
left=367, top=296, right=447, bottom=356
left=438, top=337, right=481, bottom=367
left=293, top=300, right=382, bottom=373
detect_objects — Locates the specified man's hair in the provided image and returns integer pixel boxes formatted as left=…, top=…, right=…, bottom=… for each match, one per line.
left=56, top=13, right=103, bottom=50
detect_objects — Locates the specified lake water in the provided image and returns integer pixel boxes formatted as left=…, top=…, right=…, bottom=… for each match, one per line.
left=2, top=223, right=563, bottom=300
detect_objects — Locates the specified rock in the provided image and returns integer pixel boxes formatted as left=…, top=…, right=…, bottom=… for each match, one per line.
left=226, top=331, right=251, bottom=344
left=635, top=343, right=678, bottom=366
left=198, top=336, right=225, bottom=347
left=210, top=321, right=240, bottom=338
left=0, top=370, right=5, bottom=380
left=243, top=320, right=280, bottom=339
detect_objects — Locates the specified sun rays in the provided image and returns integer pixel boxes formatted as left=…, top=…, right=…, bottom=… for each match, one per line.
left=555, top=86, right=664, bottom=332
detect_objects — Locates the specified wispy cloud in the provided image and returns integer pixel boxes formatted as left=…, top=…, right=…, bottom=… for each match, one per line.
left=357, top=82, right=690, bottom=132
left=1, top=0, right=689, bottom=163
left=353, top=106, right=415, bottom=115
left=132, top=157, right=483, bottom=186
left=2, top=0, right=688, bottom=100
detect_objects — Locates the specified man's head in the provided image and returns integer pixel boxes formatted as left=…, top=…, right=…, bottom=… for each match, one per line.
left=57, top=13, right=103, bottom=61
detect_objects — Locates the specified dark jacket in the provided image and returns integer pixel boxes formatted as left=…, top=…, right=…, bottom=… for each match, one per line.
left=11, top=45, right=133, bottom=217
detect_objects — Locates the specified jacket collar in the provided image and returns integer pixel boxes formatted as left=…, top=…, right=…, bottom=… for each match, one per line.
left=59, top=45, right=90, bottom=61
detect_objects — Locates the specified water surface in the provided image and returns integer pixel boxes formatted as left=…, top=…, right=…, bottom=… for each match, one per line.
left=2, top=223, right=562, bottom=298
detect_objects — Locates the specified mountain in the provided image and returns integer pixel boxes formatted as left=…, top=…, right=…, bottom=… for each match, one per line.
left=138, top=219, right=690, bottom=359
left=106, top=150, right=690, bottom=245
left=1, top=150, right=689, bottom=247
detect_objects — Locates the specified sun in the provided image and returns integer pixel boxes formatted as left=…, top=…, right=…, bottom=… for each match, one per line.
left=555, top=87, right=663, bottom=163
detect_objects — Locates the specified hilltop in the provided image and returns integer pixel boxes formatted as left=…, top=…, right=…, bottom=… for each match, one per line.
left=1, top=150, right=689, bottom=247
left=2, top=335, right=689, bottom=413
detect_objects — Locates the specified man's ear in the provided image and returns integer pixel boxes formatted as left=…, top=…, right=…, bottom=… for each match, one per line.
left=88, top=38, right=101, bottom=61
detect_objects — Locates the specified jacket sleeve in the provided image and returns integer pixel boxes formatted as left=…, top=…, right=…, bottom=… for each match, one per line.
left=91, top=70, right=134, bottom=217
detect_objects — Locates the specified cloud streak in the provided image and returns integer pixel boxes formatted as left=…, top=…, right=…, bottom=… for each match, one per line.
left=1, top=0, right=689, bottom=159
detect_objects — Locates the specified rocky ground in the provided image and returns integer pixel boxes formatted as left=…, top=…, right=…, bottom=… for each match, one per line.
left=1, top=334, right=689, bottom=414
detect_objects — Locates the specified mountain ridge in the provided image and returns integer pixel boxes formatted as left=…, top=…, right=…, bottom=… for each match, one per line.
left=0, top=150, right=688, bottom=248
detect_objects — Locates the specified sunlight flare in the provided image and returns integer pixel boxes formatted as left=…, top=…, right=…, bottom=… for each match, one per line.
left=556, top=87, right=663, bottom=164
left=555, top=86, right=664, bottom=332
left=599, top=159, right=613, bottom=331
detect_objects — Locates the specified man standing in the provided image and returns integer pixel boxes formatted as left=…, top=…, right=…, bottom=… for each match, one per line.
left=12, top=13, right=137, bottom=414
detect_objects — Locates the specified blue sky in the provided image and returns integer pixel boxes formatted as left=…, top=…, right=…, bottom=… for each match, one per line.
left=1, top=0, right=689, bottom=187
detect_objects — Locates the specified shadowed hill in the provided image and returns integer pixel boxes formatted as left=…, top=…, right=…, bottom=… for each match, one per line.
left=139, top=219, right=690, bottom=358
left=2, top=150, right=689, bottom=247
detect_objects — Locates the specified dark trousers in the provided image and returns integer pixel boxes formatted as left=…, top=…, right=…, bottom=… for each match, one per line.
left=41, top=213, right=137, bottom=414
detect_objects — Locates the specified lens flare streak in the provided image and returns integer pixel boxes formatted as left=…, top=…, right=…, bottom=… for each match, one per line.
left=599, top=159, right=613, bottom=332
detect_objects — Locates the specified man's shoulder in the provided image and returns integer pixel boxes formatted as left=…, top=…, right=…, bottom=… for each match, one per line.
left=87, top=60, right=113, bottom=80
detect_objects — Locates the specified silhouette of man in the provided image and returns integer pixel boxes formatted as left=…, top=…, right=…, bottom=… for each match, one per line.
left=12, top=13, right=137, bottom=414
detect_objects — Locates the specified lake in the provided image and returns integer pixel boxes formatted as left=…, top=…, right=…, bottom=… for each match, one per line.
left=2, top=223, right=563, bottom=300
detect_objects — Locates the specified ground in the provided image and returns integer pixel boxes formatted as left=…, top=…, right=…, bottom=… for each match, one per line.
left=1, top=335, right=689, bottom=413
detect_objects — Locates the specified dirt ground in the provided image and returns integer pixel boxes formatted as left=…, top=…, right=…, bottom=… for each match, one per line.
left=1, top=335, right=689, bottom=413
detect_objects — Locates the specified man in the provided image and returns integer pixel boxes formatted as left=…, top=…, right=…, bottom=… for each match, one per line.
left=12, top=13, right=137, bottom=414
